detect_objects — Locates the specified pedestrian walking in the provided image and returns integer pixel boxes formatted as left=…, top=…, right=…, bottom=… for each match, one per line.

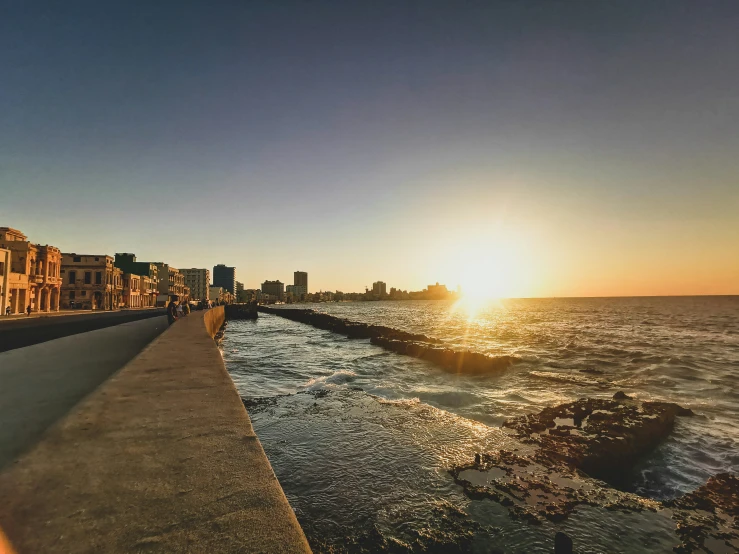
left=166, top=300, right=178, bottom=325
left=26, top=304, right=31, bottom=316
left=5, top=306, right=10, bottom=316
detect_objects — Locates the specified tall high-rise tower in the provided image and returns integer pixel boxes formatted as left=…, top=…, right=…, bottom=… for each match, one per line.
left=213, top=264, right=236, bottom=294
left=294, top=271, right=308, bottom=293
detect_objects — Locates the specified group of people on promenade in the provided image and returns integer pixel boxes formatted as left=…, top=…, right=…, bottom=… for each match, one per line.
left=166, top=299, right=214, bottom=325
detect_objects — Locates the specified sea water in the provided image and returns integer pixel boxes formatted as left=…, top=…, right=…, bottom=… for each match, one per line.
left=222, top=297, right=739, bottom=552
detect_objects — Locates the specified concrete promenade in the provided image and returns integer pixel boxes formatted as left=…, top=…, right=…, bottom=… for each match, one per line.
left=0, top=308, right=166, bottom=353
left=0, top=308, right=311, bottom=553
left=0, top=316, right=168, bottom=470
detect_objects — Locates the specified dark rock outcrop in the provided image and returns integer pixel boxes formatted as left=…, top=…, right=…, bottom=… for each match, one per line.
left=667, top=473, right=739, bottom=553
left=225, top=302, right=258, bottom=320
left=370, top=336, right=517, bottom=375
left=502, top=397, right=693, bottom=485
left=259, top=306, right=518, bottom=375
left=449, top=396, right=739, bottom=553
left=258, top=306, right=441, bottom=343
left=450, top=448, right=662, bottom=526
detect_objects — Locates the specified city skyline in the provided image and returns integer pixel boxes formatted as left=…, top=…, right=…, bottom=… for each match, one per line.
left=2, top=2, right=738, bottom=297
left=1, top=221, right=738, bottom=299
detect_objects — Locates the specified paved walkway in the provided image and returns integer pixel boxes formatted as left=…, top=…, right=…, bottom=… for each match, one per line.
left=0, top=316, right=167, bottom=470
left=0, top=309, right=311, bottom=553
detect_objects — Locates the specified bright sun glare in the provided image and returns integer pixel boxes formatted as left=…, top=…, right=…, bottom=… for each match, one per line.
left=450, top=240, right=528, bottom=317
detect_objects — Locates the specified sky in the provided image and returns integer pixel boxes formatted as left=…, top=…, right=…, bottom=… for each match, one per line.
left=1, top=1, right=738, bottom=297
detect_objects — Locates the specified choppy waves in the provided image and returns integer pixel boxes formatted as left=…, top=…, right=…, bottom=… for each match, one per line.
left=223, top=297, right=739, bottom=551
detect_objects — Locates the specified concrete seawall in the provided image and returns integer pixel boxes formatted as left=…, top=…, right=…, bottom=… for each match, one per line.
left=0, top=307, right=311, bottom=553
left=203, top=304, right=226, bottom=338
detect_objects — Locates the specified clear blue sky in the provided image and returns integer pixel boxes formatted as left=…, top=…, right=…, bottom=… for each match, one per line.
left=2, top=1, right=738, bottom=295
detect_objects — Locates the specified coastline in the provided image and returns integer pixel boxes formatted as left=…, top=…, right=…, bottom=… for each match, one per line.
left=0, top=308, right=310, bottom=553
left=226, top=301, right=739, bottom=552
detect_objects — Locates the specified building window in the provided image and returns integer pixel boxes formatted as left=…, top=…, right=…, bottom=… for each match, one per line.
left=81, top=291, right=86, bottom=296
left=73, top=256, right=81, bottom=262
left=84, top=272, right=91, bottom=284
left=68, top=271, right=76, bottom=284
left=69, top=291, right=75, bottom=300
left=95, top=257, right=99, bottom=261
left=95, top=272, right=102, bottom=285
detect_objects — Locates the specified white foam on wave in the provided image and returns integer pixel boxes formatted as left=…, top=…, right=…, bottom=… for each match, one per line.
left=303, top=370, right=357, bottom=390
left=375, top=396, right=421, bottom=407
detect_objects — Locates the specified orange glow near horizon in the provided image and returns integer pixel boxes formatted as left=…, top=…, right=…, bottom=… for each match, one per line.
left=437, top=229, right=536, bottom=301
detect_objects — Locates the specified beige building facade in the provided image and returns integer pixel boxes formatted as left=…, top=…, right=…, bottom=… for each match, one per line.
left=123, top=273, right=144, bottom=308
left=181, top=268, right=210, bottom=301
left=0, top=227, right=62, bottom=314
left=153, top=263, right=185, bottom=306
left=60, top=254, right=124, bottom=310
left=142, top=275, right=158, bottom=307
left=0, top=247, right=10, bottom=315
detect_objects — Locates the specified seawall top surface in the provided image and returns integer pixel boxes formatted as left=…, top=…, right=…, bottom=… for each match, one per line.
left=0, top=309, right=311, bottom=553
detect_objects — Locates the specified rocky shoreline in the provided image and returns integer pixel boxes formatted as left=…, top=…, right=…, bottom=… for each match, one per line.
left=258, top=306, right=518, bottom=374
left=450, top=393, right=738, bottom=552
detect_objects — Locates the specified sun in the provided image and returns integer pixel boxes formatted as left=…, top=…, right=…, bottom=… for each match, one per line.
left=449, top=239, right=530, bottom=317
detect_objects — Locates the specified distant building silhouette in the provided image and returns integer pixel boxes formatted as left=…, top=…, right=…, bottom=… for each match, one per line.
left=262, top=280, right=285, bottom=301
left=372, top=281, right=387, bottom=297
left=235, top=281, right=246, bottom=302
left=294, top=270, right=308, bottom=293
left=213, top=264, right=236, bottom=294
left=426, top=282, right=449, bottom=298
left=286, top=284, right=306, bottom=299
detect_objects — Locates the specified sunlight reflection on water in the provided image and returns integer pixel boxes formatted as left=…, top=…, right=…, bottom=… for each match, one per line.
left=223, top=297, right=739, bottom=551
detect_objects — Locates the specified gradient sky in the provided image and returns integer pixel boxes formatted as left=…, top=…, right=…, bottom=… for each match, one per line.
left=2, top=1, right=738, bottom=296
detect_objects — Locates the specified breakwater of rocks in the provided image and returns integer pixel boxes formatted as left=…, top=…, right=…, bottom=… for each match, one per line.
left=225, top=302, right=258, bottom=320
left=257, top=306, right=518, bottom=374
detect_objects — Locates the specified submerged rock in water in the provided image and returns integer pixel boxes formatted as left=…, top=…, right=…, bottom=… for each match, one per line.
left=450, top=448, right=662, bottom=526
left=502, top=397, right=693, bottom=485
left=370, top=336, right=517, bottom=375
left=451, top=396, right=739, bottom=551
left=260, top=305, right=519, bottom=375
left=667, top=473, right=739, bottom=553
left=258, top=306, right=442, bottom=343
left=225, top=302, right=258, bottom=320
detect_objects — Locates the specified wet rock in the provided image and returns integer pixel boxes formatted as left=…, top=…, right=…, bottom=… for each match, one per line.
left=370, top=336, right=517, bottom=375
left=242, top=395, right=282, bottom=415
left=225, top=302, right=258, bottom=320
left=667, top=473, right=739, bottom=553
left=502, top=397, right=693, bottom=485
left=450, top=449, right=660, bottom=526
left=613, top=391, right=631, bottom=400
left=260, top=306, right=519, bottom=375
left=258, top=306, right=442, bottom=343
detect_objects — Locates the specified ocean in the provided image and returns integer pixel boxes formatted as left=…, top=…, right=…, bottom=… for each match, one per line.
left=222, top=297, right=739, bottom=553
